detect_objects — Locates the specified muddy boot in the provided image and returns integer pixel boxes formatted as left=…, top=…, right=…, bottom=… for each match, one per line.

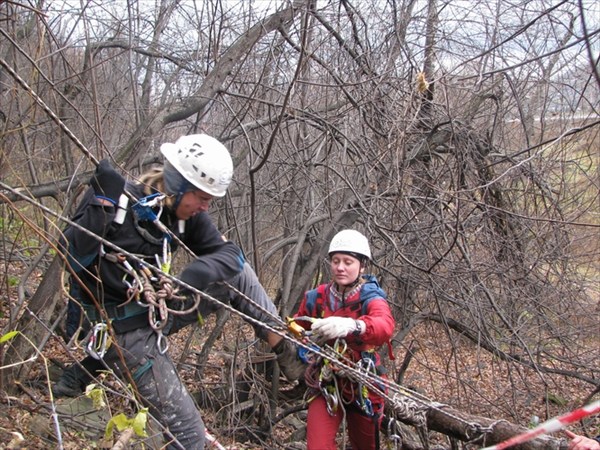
left=52, top=359, right=96, bottom=398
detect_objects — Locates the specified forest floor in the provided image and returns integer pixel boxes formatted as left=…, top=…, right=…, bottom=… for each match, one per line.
left=0, top=311, right=598, bottom=450
left=0, top=261, right=598, bottom=449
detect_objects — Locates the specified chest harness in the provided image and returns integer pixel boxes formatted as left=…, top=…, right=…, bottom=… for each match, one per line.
left=86, top=192, right=198, bottom=357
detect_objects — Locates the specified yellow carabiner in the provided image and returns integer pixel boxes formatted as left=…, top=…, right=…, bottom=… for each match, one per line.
left=285, top=316, right=308, bottom=338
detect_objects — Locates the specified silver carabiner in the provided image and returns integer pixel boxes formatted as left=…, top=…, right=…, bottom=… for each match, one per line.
left=87, top=322, right=109, bottom=360
left=323, top=387, right=339, bottom=415
left=156, top=332, right=169, bottom=355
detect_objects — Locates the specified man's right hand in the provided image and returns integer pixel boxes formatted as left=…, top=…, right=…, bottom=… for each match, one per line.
left=273, top=338, right=306, bottom=381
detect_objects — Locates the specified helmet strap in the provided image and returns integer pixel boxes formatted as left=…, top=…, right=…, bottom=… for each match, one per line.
left=173, top=191, right=184, bottom=210
left=172, top=180, right=194, bottom=211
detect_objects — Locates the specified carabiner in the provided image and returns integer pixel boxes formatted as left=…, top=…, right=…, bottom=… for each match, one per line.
left=357, top=384, right=374, bottom=416
left=122, top=276, right=142, bottom=304
left=161, top=237, right=171, bottom=274
left=87, top=322, right=109, bottom=360
left=156, top=332, right=169, bottom=354
left=298, top=344, right=320, bottom=364
left=322, top=385, right=339, bottom=415
left=285, top=316, right=310, bottom=338
left=333, top=338, right=347, bottom=355
left=148, top=304, right=164, bottom=331
left=359, top=355, right=376, bottom=374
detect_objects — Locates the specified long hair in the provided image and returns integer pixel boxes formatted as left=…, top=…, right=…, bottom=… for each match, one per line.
left=138, top=167, right=176, bottom=209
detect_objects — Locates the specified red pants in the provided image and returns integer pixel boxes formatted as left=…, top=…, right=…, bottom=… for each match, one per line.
left=306, top=395, right=382, bottom=450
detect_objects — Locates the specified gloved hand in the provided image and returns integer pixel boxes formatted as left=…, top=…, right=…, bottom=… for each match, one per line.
left=90, top=159, right=125, bottom=205
left=179, top=260, right=210, bottom=292
left=272, top=339, right=306, bottom=381
left=311, top=316, right=357, bottom=340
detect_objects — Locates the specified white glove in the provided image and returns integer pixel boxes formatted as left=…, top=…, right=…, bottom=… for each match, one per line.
left=311, top=316, right=357, bottom=340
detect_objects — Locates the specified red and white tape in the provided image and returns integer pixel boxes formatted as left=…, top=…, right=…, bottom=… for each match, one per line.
left=481, top=399, right=600, bottom=450
left=206, top=430, right=227, bottom=450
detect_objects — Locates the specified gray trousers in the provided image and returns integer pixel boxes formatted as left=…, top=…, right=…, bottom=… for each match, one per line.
left=97, top=262, right=279, bottom=449
left=104, top=327, right=205, bottom=450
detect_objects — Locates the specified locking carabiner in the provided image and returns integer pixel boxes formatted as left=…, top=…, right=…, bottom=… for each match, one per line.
left=322, top=384, right=339, bottom=415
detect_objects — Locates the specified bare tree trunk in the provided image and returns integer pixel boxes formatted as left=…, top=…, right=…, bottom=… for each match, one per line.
left=1, top=255, right=63, bottom=393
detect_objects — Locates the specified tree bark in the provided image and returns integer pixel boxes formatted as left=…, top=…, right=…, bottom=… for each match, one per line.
left=424, top=404, right=566, bottom=449
left=1, top=255, right=63, bottom=393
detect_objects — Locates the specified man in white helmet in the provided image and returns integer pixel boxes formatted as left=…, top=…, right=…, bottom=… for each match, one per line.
left=55, top=134, right=303, bottom=450
left=292, top=229, right=395, bottom=450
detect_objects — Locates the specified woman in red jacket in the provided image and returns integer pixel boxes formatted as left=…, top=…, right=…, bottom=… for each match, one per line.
left=294, top=229, right=396, bottom=450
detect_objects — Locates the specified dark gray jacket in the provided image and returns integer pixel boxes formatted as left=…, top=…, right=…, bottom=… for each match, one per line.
left=63, top=182, right=243, bottom=313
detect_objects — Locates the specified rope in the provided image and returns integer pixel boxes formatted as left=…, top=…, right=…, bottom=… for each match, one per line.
left=3, top=180, right=497, bottom=444
left=0, top=56, right=478, bottom=447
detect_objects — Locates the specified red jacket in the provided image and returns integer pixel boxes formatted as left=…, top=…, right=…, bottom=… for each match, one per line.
left=295, top=275, right=395, bottom=408
left=296, top=275, right=395, bottom=351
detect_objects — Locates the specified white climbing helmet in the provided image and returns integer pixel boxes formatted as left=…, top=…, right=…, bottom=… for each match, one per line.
left=160, top=134, right=233, bottom=197
left=328, top=229, right=371, bottom=261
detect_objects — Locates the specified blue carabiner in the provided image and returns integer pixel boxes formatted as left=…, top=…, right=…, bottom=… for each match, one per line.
left=132, top=193, right=165, bottom=222
left=298, top=344, right=320, bottom=364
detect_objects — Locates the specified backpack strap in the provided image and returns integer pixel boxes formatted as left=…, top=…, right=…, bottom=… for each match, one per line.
left=305, top=285, right=327, bottom=317
left=359, top=275, right=387, bottom=315
left=359, top=276, right=395, bottom=360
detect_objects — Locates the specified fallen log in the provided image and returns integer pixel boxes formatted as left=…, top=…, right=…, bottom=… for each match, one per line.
left=387, top=402, right=570, bottom=449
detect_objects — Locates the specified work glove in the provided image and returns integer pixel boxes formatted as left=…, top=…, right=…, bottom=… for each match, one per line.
left=90, top=159, right=126, bottom=206
left=311, top=316, right=357, bottom=340
left=272, top=339, right=306, bottom=381
left=179, top=260, right=211, bottom=292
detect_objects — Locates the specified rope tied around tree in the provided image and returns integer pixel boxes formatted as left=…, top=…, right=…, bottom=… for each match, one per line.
left=465, top=420, right=507, bottom=445
left=389, top=392, right=428, bottom=427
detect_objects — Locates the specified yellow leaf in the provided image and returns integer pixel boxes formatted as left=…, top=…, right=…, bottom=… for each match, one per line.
left=85, top=384, right=106, bottom=409
left=132, top=409, right=148, bottom=437
left=105, top=413, right=131, bottom=440
left=0, top=330, right=19, bottom=344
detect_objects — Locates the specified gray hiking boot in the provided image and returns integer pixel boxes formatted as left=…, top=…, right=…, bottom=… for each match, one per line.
left=273, top=339, right=306, bottom=382
left=52, top=364, right=89, bottom=398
